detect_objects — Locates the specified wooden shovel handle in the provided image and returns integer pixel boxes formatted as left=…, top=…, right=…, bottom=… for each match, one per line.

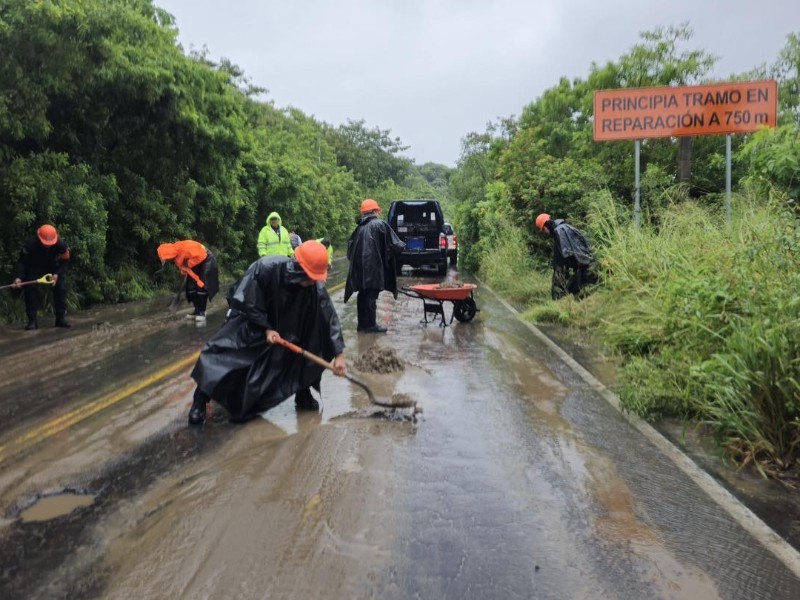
left=274, top=337, right=333, bottom=371
left=274, top=336, right=416, bottom=410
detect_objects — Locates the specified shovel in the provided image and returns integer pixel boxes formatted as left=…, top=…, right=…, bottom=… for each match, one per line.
left=0, top=274, right=56, bottom=291
left=274, top=337, right=417, bottom=410
left=168, top=275, right=188, bottom=313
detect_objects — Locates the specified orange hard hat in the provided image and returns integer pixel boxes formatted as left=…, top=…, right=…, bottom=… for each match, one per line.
left=535, top=213, right=551, bottom=232
left=360, top=198, right=381, bottom=213
left=37, top=224, right=58, bottom=246
left=294, top=240, right=329, bottom=281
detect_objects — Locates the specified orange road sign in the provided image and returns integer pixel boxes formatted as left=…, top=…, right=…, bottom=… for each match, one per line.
left=594, top=80, right=778, bottom=141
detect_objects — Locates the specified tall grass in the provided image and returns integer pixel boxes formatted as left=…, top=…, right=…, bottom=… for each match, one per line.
left=475, top=189, right=800, bottom=471
left=588, top=189, right=800, bottom=470
left=478, top=217, right=549, bottom=305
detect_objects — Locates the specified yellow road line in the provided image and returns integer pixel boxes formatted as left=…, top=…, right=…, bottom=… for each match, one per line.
left=0, top=281, right=347, bottom=465
left=0, top=352, right=200, bottom=465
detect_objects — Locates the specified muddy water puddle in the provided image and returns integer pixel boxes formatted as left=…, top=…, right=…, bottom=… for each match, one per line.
left=19, top=491, right=95, bottom=522
left=331, top=405, right=420, bottom=424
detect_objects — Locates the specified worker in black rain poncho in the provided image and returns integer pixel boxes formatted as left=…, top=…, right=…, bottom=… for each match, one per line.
left=535, top=213, right=597, bottom=300
left=188, top=240, right=347, bottom=426
left=344, top=198, right=405, bottom=333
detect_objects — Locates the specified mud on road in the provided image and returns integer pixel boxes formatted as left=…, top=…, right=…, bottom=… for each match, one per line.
left=1, top=273, right=800, bottom=599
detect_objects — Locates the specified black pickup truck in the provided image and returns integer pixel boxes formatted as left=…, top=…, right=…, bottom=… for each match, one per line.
left=387, top=199, right=448, bottom=275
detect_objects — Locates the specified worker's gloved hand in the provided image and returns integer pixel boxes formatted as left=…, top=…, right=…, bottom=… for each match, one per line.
left=266, top=329, right=280, bottom=344
left=47, top=274, right=57, bottom=284
left=333, top=353, right=347, bottom=377
left=13, top=278, right=22, bottom=288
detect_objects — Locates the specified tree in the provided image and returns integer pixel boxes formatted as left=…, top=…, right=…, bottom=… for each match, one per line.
left=323, top=119, right=412, bottom=189
left=772, top=32, right=800, bottom=126
left=589, top=24, right=717, bottom=187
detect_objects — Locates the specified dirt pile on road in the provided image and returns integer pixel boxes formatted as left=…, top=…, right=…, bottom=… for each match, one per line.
left=353, top=347, right=405, bottom=374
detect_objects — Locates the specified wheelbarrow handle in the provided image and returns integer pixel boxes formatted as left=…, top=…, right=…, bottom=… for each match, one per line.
left=398, top=286, right=422, bottom=299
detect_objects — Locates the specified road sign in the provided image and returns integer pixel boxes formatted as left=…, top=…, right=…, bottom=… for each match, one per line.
left=594, top=80, right=778, bottom=141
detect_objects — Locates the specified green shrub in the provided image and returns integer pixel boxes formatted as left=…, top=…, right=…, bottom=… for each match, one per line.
left=523, top=303, right=570, bottom=325
left=478, top=218, right=548, bottom=305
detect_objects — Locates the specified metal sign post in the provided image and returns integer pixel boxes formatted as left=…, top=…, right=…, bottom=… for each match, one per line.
left=725, top=134, right=732, bottom=223
left=634, top=140, right=641, bottom=229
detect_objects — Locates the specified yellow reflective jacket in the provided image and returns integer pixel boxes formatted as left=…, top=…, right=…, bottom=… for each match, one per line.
left=257, top=211, right=293, bottom=257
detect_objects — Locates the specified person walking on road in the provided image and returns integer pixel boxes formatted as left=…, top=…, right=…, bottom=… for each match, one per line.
left=187, top=240, right=347, bottom=426
left=13, top=224, right=72, bottom=330
left=344, top=199, right=405, bottom=333
left=535, top=213, right=596, bottom=300
left=257, top=211, right=294, bottom=258
left=157, top=240, right=220, bottom=322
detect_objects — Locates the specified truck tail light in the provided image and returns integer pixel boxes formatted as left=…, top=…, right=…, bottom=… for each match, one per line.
left=440, top=235, right=447, bottom=249
left=453, top=234, right=457, bottom=248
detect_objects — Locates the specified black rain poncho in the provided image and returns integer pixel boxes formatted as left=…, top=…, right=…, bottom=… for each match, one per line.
left=190, top=256, right=345, bottom=422
left=549, top=219, right=596, bottom=299
left=344, top=214, right=405, bottom=303
left=551, top=219, right=594, bottom=268
left=199, top=253, right=220, bottom=299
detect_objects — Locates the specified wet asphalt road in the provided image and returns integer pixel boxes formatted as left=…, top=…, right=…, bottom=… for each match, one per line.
left=1, top=262, right=800, bottom=599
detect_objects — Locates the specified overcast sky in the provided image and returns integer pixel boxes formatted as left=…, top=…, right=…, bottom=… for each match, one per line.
left=155, top=0, right=799, bottom=166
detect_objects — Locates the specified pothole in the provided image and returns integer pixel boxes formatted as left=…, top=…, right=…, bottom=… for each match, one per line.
left=19, top=491, right=96, bottom=523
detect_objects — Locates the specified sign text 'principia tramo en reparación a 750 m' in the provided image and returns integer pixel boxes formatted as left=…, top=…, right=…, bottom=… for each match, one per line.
left=593, top=80, right=778, bottom=141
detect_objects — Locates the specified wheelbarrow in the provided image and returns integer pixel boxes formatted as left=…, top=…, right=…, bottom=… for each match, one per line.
left=399, top=283, right=479, bottom=326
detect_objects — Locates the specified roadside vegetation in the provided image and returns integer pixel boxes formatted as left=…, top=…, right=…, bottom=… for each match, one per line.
left=448, top=26, right=800, bottom=478
left=0, top=0, right=449, bottom=322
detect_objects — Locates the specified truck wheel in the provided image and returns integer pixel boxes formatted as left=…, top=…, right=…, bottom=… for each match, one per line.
left=437, top=258, right=447, bottom=276
left=450, top=253, right=458, bottom=268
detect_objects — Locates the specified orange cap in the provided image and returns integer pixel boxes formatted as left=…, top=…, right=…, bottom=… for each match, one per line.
left=360, top=198, right=381, bottom=213
left=37, top=224, right=58, bottom=246
left=535, top=213, right=551, bottom=232
left=294, top=240, right=329, bottom=281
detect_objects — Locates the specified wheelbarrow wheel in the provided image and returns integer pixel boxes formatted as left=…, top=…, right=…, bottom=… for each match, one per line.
left=453, top=297, right=477, bottom=323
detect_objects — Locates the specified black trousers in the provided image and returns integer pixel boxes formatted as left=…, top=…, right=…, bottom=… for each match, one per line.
left=551, top=265, right=595, bottom=300
left=356, top=289, right=380, bottom=329
left=185, top=259, right=209, bottom=314
left=24, top=273, right=67, bottom=317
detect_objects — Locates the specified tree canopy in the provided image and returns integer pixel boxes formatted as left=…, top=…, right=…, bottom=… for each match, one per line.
left=0, top=0, right=446, bottom=316
left=447, top=25, right=800, bottom=270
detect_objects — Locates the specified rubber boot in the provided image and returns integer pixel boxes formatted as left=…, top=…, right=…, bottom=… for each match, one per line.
left=25, top=314, right=38, bottom=331
left=188, top=390, right=209, bottom=426
left=55, top=312, right=71, bottom=328
left=295, top=388, right=320, bottom=411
